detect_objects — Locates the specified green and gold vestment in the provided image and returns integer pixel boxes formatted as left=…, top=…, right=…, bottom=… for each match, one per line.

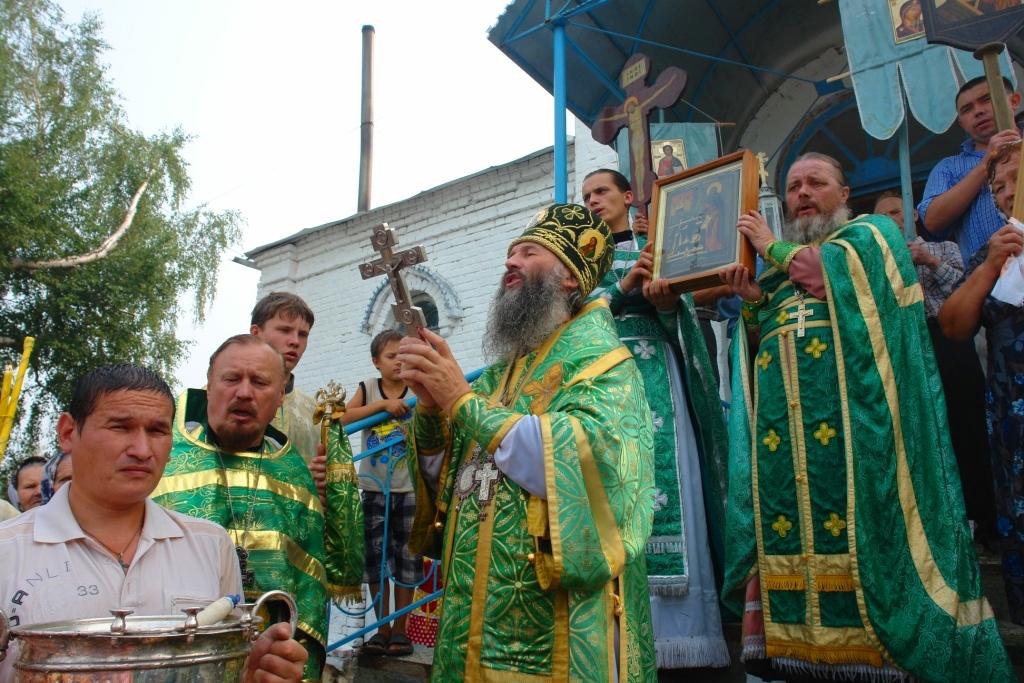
left=153, top=389, right=329, bottom=683
left=409, top=299, right=658, bottom=683
left=724, top=216, right=1014, bottom=681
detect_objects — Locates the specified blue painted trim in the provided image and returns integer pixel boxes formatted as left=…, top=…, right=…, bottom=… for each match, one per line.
left=565, top=33, right=626, bottom=101
left=564, top=21, right=815, bottom=85
left=343, top=368, right=485, bottom=437
left=687, top=0, right=782, bottom=122
left=500, top=0, right=539, bottom=47
left=556, top=0, right=617, bottom=22
left=554, top=21, right=568, bottom=203
left=818, top=124, right=862, bottom=168
left=327, top=589, right=444, bottom=651
left=705, top=0, right=766, bottom=91
left=632, top=0, right=657, bottom=54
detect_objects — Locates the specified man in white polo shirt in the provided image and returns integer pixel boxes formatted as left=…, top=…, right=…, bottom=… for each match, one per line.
left=0, top=363, right=307, bottom=683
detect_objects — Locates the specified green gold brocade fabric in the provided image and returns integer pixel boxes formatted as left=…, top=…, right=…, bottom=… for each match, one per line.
left=409, top=300, right=658, bottom=683
left=723, top=216, right=1014, bottom=681
left=320, top=413, right=364, bottom=604
left=273, top=388, right=320, bottom=464
left=589, top=235, right=730, bottom=598
left=153, top=389, right=328, bottom=682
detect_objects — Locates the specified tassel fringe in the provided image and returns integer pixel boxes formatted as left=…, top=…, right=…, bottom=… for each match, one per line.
left=816, top=574, right=855, bottom=592
left=647, top=576, right=690, bottom=596
left=741, top=634, right=766, bottom=662
left=328, top=585, right=364, bottom=607
left=655, top=636, right=732, bottom=669
left=763, top=574, right=805, bottom=590
left=772, top=656, right=908, bottom=682
left=766, top=643, right=883, bottom=668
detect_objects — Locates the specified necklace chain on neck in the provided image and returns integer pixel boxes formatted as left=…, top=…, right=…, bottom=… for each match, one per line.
left=82, top=520, right=144, bottom=574
left=217, top=447, right=265, bottom=553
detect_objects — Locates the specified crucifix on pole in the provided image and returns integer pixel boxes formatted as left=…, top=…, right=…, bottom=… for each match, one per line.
left=358, top=223, right=429, bottom=331
left=591, top=53, right=688, bottom=207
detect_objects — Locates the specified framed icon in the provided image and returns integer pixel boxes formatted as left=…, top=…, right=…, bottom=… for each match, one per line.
left=649, top=149, right=758, bottom=294
left=890, top=0, right=926, bottom=43
left=651, top=138, right=687, bottom=177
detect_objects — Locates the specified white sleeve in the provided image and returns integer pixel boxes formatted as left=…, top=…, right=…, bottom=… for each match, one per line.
left=493, top=415, right=547, bottom=500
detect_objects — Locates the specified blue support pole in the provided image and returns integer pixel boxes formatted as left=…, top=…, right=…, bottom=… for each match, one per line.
left=898, top=109, right=914, bottom=240
left=553, top=20, right=568, bottom=203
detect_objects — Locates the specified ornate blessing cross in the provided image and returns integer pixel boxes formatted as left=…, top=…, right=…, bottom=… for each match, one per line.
left=591, top=53, right=687, bottom=207
left=359, top=223, right=429, bottom=330
left=788, top=300, right=814, bottom=338
left=474, top=460, right=502, bottom=520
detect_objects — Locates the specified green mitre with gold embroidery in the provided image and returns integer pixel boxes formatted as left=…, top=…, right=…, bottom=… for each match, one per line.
left=724, top=216, right=1013, bottom=681
left=152, top=389, right=328, bottom=683
left=509, top=203, right=613, bottom=298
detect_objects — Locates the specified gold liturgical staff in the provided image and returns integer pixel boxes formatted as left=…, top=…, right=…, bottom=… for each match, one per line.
left=359, top=223, right=429, bottom=330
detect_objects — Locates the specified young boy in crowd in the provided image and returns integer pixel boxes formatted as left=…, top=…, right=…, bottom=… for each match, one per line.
left=342, top=329, right=421, bottom=657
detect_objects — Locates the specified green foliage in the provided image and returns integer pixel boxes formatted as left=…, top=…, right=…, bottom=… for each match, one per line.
left=0, top=0, right=243, bottom=446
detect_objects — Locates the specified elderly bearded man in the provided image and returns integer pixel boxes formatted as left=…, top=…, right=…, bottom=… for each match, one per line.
left=0, top=363, right=307, bottom=683
left=153, top=336, right=329, bottom=683
left=398, top=204, right=658, bottom=683
left=720, top=153, right=1013, bottom=681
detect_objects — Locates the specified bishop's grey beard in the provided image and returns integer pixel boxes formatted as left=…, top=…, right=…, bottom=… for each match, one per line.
left=482, top=265, right=582, bottom=363
left=783, top=204, right=851, bottom=245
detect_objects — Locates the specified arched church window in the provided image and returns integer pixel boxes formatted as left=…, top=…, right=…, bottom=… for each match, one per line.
left=386, top=294, right=439, bottom=335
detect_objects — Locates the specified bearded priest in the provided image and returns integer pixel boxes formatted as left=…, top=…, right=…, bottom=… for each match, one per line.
left=398, top=204, right=658, bottom=683
left=720, top=152, right=1013, bottom=682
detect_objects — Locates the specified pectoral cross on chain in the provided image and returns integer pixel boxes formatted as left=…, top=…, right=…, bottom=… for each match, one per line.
left=788, top=297, right=814, bottom=338
left=474, top=461, right=503, bottom=521
left=358, top=223, right=429, bottom=330
left=236, top=546, right=256, bottom=588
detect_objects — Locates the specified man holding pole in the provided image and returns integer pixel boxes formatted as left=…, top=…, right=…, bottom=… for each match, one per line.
left=918, top=76, right=1021, bottom=260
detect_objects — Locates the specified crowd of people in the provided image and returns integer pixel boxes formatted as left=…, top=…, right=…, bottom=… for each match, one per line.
left=3, top=74, right=1024, bottom=683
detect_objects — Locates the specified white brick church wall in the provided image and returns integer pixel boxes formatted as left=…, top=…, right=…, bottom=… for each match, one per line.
left=250, top=144, right=577, bottom=409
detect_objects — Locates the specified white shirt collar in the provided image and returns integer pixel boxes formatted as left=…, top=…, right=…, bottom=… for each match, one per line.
left=33, top=484, right=185, bottom=544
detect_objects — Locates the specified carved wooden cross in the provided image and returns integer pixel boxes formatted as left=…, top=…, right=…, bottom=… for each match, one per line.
left=591, top=53, right=687, bottom=207
left=788, top=301, right=814, bottom=338
left=359, top=223, right=429, bottom=330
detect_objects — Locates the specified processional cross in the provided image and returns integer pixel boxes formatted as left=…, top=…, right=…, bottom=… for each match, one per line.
left=756, top=152, right=770, bottom=186
left=359, top=223, right=429, bottom=330
left=591, top=53, right=687, bottom=207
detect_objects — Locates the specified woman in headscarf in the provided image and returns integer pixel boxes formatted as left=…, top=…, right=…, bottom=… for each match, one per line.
left=40, top=451, right=72, bottom=504
left=6, top=456, right=47, bottom=512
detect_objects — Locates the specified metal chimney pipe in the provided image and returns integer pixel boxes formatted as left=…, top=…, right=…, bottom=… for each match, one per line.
left=357, top=25, right=374, bottom=213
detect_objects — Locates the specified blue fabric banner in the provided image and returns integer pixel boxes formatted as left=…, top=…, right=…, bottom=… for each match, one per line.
left=616, top=123, right=720, bottom=181
left=839, top=0, right=1016, bottom=140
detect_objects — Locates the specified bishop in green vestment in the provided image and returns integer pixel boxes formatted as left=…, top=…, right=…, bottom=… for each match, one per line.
left=721, top=153, right=1013, bottom=681
left=400, top=204, right=658, bottom=683
left=152, top=336, right=334, bottom=683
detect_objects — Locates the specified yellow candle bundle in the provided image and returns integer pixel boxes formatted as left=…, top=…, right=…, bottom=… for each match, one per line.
left=0, top=337, right=35, bottom=463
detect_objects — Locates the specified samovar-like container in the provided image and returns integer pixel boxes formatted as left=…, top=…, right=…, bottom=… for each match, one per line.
left=0, top=590, right=296, bottom=682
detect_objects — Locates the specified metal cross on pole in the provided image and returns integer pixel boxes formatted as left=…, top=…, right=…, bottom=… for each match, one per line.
left=358, top=223, right=429, bottom=331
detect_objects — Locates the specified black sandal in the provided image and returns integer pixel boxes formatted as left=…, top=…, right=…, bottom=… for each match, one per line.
left=362, top=632, right=388, bottom=656
left=386, top=632, right=414, bottom=657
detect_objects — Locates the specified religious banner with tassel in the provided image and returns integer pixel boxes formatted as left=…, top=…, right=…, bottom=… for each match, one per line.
left=314, top=380, right=364, bottom=604
left=0, top=336, right=35, bottom=463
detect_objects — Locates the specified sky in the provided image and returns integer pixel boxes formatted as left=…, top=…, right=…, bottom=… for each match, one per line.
left=55, top=0, right=560, bottom=391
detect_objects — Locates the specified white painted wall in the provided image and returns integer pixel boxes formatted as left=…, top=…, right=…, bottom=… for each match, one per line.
left=251, top=144, right=575, bottom=413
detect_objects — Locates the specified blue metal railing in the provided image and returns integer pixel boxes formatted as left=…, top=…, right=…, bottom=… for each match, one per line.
left=326, top=368, right=484, bottom=652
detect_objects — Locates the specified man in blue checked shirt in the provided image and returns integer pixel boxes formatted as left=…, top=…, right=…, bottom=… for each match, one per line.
left=919, top=76, right=1021, bottom=261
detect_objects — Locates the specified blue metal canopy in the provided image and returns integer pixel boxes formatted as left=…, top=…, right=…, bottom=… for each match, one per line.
left=488, top=0, right=848, bottom=154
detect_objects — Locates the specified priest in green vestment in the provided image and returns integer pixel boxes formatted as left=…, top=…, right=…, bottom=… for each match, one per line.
left=399, top=204, right=658, bottom=683
left=152, top=335, right=335, bottom=683
left=720, top=152, right=1013, bottom=681
left=583, top=168, right=731, bottom=668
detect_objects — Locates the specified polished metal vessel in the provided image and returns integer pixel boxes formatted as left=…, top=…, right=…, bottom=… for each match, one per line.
left=0, top=591, right=296, bottom=682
